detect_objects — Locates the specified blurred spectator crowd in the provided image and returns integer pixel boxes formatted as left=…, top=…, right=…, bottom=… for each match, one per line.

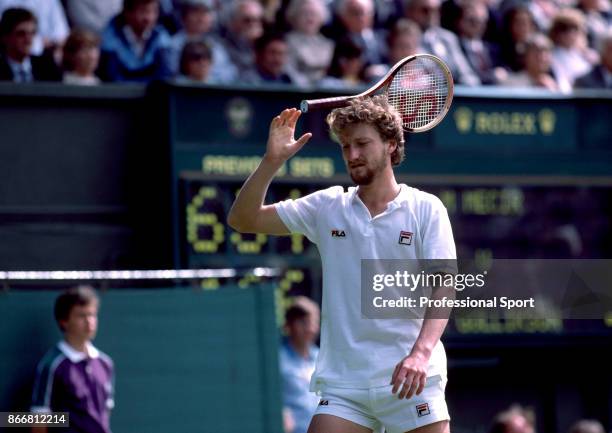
left=0, top=0, right=610, bottom=91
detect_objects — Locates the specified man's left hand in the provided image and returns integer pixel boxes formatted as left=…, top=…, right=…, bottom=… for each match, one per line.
left=390, top=353, right=428, bottom=399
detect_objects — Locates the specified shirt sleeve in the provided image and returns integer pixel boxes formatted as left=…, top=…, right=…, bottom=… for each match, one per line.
left=275, top=186, right=343, bottom=245
left=107, top=363, right=115, bottom=410
left=30, top=356, right=59, bottom=413
left=420, top=196, right=458, bottom=274
left=100, top=352, right=115, bottom=410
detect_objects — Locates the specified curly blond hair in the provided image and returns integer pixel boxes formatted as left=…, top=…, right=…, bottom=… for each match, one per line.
left=326, top=95, right=405, bottom=165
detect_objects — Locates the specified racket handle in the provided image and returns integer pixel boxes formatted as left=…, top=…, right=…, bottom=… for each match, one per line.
left=300, top=95, right=353, bottom=113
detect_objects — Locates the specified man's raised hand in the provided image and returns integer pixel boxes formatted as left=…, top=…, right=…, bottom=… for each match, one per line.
left=264, top=108, right=312, bottom=165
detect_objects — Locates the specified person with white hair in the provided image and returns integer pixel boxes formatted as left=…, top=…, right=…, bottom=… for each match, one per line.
left=284, top=0, right=334, bottom=86
left=331, top=0, right=388, bottom=65
left=220, top=0, right=265, bottom=73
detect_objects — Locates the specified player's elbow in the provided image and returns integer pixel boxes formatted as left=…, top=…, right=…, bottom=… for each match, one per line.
left=228, top=205, right=283, bottom=234
left=227, top=212, right=243, bottom=232
left=227, top=212, right=253, bottom=233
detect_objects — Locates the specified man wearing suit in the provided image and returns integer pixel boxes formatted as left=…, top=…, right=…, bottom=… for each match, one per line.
left=404, top=0, right=480, bottom=85
left=456, top=1, right=504, bottom=85
left=338, top=0, right=388, bottom=65
left=575, top=32, right=612, bottom=89
left=323, top=0, right=388, bottom=67
left=0, top=7, right=61, bottom=82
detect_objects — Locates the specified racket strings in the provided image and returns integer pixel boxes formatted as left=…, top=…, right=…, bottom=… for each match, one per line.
left=386, top=57, right=450, bottom=130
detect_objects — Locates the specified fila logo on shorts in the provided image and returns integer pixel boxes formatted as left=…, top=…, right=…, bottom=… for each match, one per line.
left=416, top=403, right=430, bottom=417
left=399, top=230, right=413, bottom=245
left=319, top=399, right=329, bottom=406
left=331, top=229, right=346, bottom=237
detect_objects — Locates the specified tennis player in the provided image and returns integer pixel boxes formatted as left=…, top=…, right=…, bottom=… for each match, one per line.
left=228, top=96, right=456, bottom=433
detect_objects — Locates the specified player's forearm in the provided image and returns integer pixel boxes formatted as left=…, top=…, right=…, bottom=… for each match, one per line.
left=411, top=318, right=448, bottom=361
left=411, top=286, right=454, bottom=360
left=227, top=156, right=284, bottom=231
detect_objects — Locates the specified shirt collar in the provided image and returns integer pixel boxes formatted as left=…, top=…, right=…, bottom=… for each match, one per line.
left=464, top=38, right=484, bottom=51
left=7, top=56, right=32, bottom=74
left=350, top=183, right=407, bottom=210
left=284, top=340, right=317, bottom=361
left=359, top=28, right=374, bottom=40
left=122, top=25, right=152, bottom=57
left=57, top=340, right=100, bottom=363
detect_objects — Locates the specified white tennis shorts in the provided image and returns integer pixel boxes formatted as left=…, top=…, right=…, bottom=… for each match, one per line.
left=313, top=375, right=450, bottom=433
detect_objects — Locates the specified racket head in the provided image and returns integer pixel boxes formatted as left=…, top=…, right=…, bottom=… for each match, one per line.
left=383, top=54, right=454, bottom=132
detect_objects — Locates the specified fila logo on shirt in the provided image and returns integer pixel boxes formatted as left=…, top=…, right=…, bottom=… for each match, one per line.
left=398, top=230, right=413, bottom=245
left=331, top=229, right=346, bottom=238
left=416, top=403, right=430, bottom=417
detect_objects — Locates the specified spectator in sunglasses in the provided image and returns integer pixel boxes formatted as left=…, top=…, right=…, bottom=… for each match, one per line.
left=220, top=0, right=264, bottom=74
left=177, top=39, right=215, bottom=83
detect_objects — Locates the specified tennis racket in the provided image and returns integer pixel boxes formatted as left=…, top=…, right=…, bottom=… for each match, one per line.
left=300, top=54, right=454, bottom=133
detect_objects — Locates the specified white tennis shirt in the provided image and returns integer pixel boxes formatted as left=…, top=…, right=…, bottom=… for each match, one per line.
left=276, top=184, right=457, bottom=391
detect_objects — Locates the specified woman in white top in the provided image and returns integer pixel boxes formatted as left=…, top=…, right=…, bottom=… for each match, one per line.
left=284, top=0, right=334, bottom=87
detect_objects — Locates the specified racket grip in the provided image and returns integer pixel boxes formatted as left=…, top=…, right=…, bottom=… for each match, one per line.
left=300, top=95, right=352, bottom=113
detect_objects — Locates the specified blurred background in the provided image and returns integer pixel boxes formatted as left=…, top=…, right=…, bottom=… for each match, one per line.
left=0, top=0, right=611, bottom=432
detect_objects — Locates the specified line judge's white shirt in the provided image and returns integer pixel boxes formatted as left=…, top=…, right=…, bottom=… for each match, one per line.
left=276, top=184, right=457, bottom=391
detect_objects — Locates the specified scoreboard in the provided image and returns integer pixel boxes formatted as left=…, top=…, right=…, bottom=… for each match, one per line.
left=177, top=172, right=612, bottom=336
left=164, top=83, right=612, bottom=338
left=179, top=175, right=612, bottom=266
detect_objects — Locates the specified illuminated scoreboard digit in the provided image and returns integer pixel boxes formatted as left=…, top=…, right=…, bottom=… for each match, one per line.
left=180, top=176, right=322, bottom=314
left=229, top=186, right=270, bottom=255
left=185, top=185, right=226, bottom=254
left=272, top=185, right=313, bottom=255
left=179, top=176, right=319, bottom=269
